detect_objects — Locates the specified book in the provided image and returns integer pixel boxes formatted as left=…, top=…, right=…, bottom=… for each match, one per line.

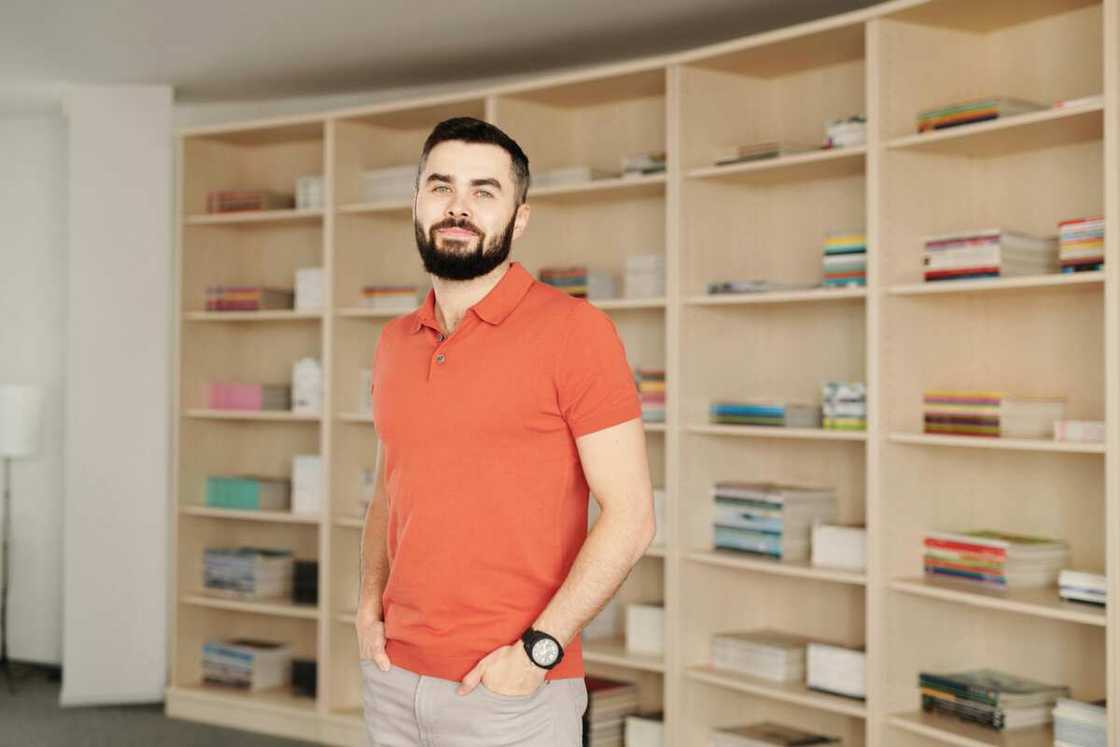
left=807, top=643, right=866, bottom=699
left=916, top=96, right=1045, bottom=132
left=710, top=721, right=840, bottom=746
left=923, top=530, right=1070, bottom=589
left=714, top=141, right=822, bottom=166
left=709, top=629, right=810, bottom=682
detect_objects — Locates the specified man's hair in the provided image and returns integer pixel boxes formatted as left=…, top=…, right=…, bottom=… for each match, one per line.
left=418, top=116, right=531, bottom=205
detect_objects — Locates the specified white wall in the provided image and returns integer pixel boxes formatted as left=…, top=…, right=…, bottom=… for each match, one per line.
left=61, top=86, right=172, bottom=705
left=0, top=114, right=68, bottom=666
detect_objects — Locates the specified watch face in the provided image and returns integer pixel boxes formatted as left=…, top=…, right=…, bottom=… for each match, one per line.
left=531, top=637, right=560, bottom=666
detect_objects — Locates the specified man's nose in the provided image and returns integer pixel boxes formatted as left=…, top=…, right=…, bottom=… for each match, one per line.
left=446, top=192, right=471, bottom=219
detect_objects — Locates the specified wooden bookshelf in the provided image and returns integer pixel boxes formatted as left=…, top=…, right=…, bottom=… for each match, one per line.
left=169, top=0, right=1119, bottom=744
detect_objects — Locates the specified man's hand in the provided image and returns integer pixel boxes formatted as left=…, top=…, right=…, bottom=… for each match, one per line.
left=356, top=607, right=392, bottom=671
left=457, top=641, right=546, bottom=697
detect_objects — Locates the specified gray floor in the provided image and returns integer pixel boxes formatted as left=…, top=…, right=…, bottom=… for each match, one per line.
left=0, top=661, right=324, bottom=747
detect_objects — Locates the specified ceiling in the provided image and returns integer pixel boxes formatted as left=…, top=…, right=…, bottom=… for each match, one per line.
left=0, top=0, right=884, bottom=111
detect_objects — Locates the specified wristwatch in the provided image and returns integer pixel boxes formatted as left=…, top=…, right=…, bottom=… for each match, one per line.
left=521, top=627, right=564, bottom=669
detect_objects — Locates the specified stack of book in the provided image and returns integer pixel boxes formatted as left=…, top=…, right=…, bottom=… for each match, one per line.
left=582, top=675, right=640, bottom=746
left=922, top=229, right=1059, bottom=282
left=807, top=643, right=866, bottom=700
left=709, top=400, right=821, bottom=428
left=919, top=669, right=1070, bottom=730
left=714, top=141, right=820, bottom=166
left=292, top=454, right=322, bottom=515
left=826, top=115, right=866, bottom=148
left=539, top=265, right=616, bottom=299
left=206, top=286, right=294, bottom=312
left=923, top=391, right=1067, bottom=439
left=295, top=267, right=323, bottom=310
left=202, top=547, right=294, bottom=600
left=711, top=480, right=837, bottom=561
left=534, top=166, right=614, bottom=188
left=635, top=368, right=666, bottom=423
left=295, top=175, right=323, bottom=210
left=622, top=151, right=666, bottom=177
left=822, top=231, right=867, bottom=287
left=206, top=189, right=294, bottom=213
left=1058, top=569, right=1106, bottom=606
left=359, top=285, right=419, bottom=310
left=624, top=712, right=664, bottom=747
left=811, top=524, right=867, bottom=572
left=711, top=723, right=840, bottom=747
left=710, top=629, right=809, bottom=682
left=1053, top=698, right=1107, bottom=747
left=922, top=530, right=1070, bottom=590
left=205, top=475, right=291, bottom=511
left=1054, top=420, right=1105, bottom=443
left=822, top=381, right=866, bottom=430
left=706, top=279, right=818, bottom=295
left=1059, top=216, right=1104, bottom=273
left=916, top=96, right=1044, bottom=132
left=359, top=165, right=417, bottom=202
left=202, top=638, right=293, bottom=692
left=208, top=381, right=291, bottom=411
left=624, top=254, right=666, bottom=298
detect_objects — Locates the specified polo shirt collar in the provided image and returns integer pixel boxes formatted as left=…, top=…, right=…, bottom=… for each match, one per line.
left=410, top=260, right=534, bottom=334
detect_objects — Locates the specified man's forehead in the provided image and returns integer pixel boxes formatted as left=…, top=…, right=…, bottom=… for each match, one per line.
left=422, top=141, right=512, bottom=183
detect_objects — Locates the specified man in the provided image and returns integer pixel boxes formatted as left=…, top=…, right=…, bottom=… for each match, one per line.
left=356, top=116, right=656, bottom=746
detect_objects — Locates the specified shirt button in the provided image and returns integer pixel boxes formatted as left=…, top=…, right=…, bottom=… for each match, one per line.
left=435, top=353, right=445, bottom=364
left=436, top=333, right=445, bottom=342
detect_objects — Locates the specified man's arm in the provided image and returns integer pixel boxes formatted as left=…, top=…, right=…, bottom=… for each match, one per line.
left=356, top=440, right=391, bottom=664
left=530, top=416, right=656, bottom=650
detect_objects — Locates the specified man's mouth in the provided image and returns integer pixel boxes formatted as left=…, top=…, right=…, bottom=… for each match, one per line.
left=437, top=227, right=478, bottom=238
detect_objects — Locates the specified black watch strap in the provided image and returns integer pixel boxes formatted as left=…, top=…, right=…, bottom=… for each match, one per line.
left=521, top=626, right=564, bottom=670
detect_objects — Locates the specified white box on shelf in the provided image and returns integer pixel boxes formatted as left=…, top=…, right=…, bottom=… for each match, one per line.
left=295, top=175, right=324, bottom=209
left=811, top=524, right=867, bottom=572
left=292, top=454, right=322, bottom=515
left=807, top=642, right=866, bottom=699
left=294, top=267, right=324, bottom=311
left=291, top=358, right=323, bottom=415
left=626, top=602, right=665, bottom=656
left=625, top=713, right=665, bottom=747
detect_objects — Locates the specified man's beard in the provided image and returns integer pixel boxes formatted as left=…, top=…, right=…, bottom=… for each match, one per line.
left=414, top=211, right=517, bottom=281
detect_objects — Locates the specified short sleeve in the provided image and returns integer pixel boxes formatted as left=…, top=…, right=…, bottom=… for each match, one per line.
left=555, top=302, right=642, bottom=438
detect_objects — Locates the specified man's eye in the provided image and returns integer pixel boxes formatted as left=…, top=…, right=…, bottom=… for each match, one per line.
left=476, top=191, right=493, bottom=198
left=432, top=185, right=450, bottom=193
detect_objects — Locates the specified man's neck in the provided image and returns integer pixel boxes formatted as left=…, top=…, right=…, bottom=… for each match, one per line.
left=431, top=260, right=511, bottom=335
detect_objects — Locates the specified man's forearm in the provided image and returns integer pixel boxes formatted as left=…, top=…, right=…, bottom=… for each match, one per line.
left=531, top=505, right=655, bottom=648
left=358, top=496, right=390, bottom=619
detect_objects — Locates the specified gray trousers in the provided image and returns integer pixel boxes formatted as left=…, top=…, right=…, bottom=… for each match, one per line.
left=359, top=659, right=587, bottom=746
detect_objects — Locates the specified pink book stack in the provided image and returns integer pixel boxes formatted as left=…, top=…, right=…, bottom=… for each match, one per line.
left=208, top=381, right=291, bottom=411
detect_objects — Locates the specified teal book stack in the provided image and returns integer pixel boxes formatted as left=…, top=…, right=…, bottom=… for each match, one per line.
left=205, top=475, right=292, bottom=511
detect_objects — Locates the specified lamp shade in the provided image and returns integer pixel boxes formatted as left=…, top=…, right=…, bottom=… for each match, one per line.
left=0, top=385, right=43, bottom=458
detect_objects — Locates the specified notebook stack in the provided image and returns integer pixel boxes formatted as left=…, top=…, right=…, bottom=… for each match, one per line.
left=582, top=675, right=640, bottom=747
left=624, top=712, right=664, bottom=747
left=714, top=141, right=820, bottom=166
left=826, top=115, right=866, bottom=148
left=202, top=638, right=293, bottom=692
left=206, top=285, right=294, bottom=311
left=811, top=524, right=867, bottom=572
left=1053, top=698, right=1107, bottom=747
left=295, top=175, right=323, bottom=210
left=919, top=669, right=1070, bottom=730
left=711, top=481, right=837, bottom=561
left=534, top=166, right=614, bottom=188
left=1059, top=216, right=1104, bottom=273
left=202, top=547, right=294, bottom=600
left=807, top=643, right=866, bottom=700
left=822, top=381, right=866, bottom=430
left=922, top=229, right=1059, bottom=282
left=711, top=722, right=840, bottom=747
left=706, top=279, right=819, bottom=295
left=923, top=530, right=1070, bottom=590
left=923, top=391, right=1067, bottom=439
left=622, top=151, right=667, bottom=177
left=635, top=368, right=666, bottom=423
left=359, top=165, right=417, bottom=202
left=822, top=230, right=867, bottom=287
left=205, top=475, right=291, bottom=511
left=624, top=254, right=666, bottom=298
left=206, top=189, right=294, bottom=213
left=208, top=382, right=291, bottom=411
left=710, top=629, right=809, bottom=682
left=916, top=96, right=1044, bottom=132
left=359, top=285, right=419, bottom=310
left=539, top=265, right=617, bottom=299
left=709, top=400, right=821, bottom=428
left=1059, top=570, right=1106, bottom=606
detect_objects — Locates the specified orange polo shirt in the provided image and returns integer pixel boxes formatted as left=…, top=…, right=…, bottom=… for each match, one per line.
left=370, top=259, right=642, bottom=682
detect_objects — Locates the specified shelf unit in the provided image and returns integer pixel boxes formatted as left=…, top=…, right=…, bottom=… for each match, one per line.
left=169, top=0, right=1120, bottom=744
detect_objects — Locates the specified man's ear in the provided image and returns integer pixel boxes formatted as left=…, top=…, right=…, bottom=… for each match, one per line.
left=512, top=202, right=531, bottom=240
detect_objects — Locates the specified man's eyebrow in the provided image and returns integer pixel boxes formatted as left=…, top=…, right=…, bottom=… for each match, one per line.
left=423, top=173, right=503, bottom=191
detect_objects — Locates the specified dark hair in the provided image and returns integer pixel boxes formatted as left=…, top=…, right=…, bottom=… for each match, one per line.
left=418, top=116, right=531, bottom=205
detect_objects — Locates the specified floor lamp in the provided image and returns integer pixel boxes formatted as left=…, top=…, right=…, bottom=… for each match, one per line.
left=0, top=385, right=43, bottom=694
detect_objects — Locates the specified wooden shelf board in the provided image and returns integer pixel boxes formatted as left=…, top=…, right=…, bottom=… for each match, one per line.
left=644, top=422, right=668, bottom=432
left=688, top=424, right=867, bottom=442
left=185, top=208, right=324, bottom=225
left=183, top=409, right=321, bottom=422
left=336, top=198, right=412, bottom=214
left=888, top=272, right=1104, bottom=297
left=183, top=310, right=323, bottom=322
left=686, top=146, right=866, bottom=182
left=589, top=297, right=667, bottom=310
left=582, top=635, right=665, bottom=673
left=529, top=172, right=666, bottom=201
left=336, top=306, right=416, bottom=318
left=179, top=506, right=322, bottom=525
left=685, top=549, right=867, bottom=585
left=685, top=287, right=867, bottom=306
left=180, top=594, right=321, bottom=620
left=166, top=682, right=318, bottom=714
left=885, top=102, right=1103, bottom=157
left=890, top=577, right=1105, bottom=627
left=888, top=711, right=1053, bottom=747
left=337, top=412, right=374, bottom=424
left=888, top=432, right=1105, bottom=454
left=685, top=664, right=867, bottom=718
left=334, top=516, right=365, bottom=529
